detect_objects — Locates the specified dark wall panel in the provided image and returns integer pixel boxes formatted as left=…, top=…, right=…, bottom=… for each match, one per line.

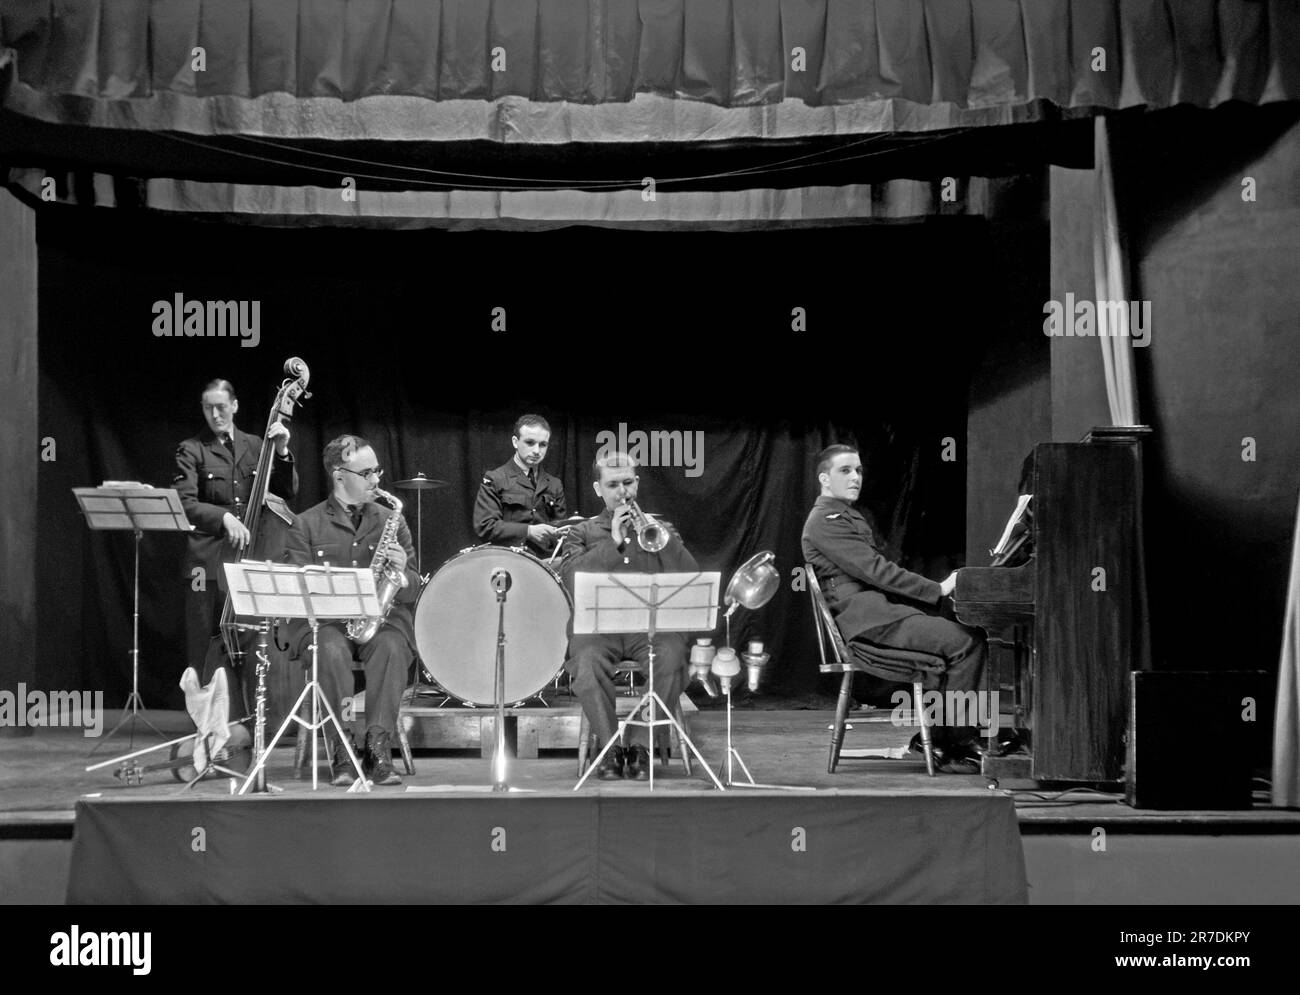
left=1120, top=107, right=1300, bottom=676
left=0, top=189, right=38, bottom=699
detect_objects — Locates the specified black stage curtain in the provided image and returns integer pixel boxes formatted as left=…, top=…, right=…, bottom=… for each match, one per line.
left=36, top=208, right=1002, bottom=707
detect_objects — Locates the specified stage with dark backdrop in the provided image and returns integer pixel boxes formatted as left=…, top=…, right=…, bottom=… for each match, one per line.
left=35, top=210, right=994, bottom=708
left=25, top=101, right=1300, bottom=735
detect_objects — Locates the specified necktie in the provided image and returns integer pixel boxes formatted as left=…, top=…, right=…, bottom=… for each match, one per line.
left=348, top=504, right=364, bottom=530
left=221, top=434, right=234, bottom=455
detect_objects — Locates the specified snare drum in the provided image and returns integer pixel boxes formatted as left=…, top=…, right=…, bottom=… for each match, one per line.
left=414, top=545, right=572, bottom=706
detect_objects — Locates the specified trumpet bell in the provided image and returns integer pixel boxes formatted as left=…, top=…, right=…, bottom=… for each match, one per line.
left=624, top=499, right=669, bottom=553
left=725, top=551, right=779, bottom=611
left=637, top=522, right=668, bottom=553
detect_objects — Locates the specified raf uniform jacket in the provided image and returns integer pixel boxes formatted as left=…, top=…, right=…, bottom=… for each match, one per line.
left=473, top=458, right=567, bottom=554
left=801, top=495, right=942, bottom=642
left=173, top=427, right=298, bottom=590
left=558, top=506, right=700, bottom=601
left=283, top=496, right=422, bottom=658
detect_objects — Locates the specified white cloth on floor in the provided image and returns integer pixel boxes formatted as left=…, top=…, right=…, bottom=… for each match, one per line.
left=179, top=667, right=231, bottom=774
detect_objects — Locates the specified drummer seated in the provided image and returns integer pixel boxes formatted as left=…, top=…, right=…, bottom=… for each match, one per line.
left=558, top=452, right=700, bottom=781
left=283, top=434, right=420, bottom=787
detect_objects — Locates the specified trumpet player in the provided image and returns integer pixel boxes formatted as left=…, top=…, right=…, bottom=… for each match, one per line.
left=283, top=435, right=419, bottom=787
left=559, top=451, right=699, bottom=781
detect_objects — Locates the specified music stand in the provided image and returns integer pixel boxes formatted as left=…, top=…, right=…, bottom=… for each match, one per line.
left=571, top=571, right=725, bottom=791
left=224, top=561, right=380, bottom=794
left=74, top=484, right=191, bottom=756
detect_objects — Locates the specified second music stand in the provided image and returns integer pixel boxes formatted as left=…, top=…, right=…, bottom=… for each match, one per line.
left=73, top=484, right=191, bottom=758
left=224, top=561, right=380, bottom=794
left=571, top=570, right=724, bottom=791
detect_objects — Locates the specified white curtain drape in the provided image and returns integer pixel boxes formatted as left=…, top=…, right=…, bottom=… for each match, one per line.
left=1093, top=116, right=1139, bottom=427
left=1274, top=492, right=1300, bottom=808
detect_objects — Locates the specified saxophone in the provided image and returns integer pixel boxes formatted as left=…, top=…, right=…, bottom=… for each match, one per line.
left=346, top=487, right=410, bottom=644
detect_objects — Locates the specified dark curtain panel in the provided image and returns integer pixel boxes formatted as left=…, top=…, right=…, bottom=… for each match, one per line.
left=36, top=208, right=1003, bottom=707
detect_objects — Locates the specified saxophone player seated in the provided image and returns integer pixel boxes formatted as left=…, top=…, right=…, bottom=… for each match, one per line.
left=283, top=434, right=419, bottom=787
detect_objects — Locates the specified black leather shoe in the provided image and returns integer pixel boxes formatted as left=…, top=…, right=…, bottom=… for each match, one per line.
left=625, top=744, right=651, bottom=781
left=363, top=729, right=402, bottom=786
left=938, top=739, right=983, bottom=774
left=989, top=729, right=1029, bottom=756
left=596, top=746, right=625, bottom=780
left=944, top=727, right=988, bottom=757
left=329, top=733, right=358, bottom=788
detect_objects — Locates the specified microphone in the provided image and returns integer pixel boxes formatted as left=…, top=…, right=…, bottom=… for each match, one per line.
left=490, top=569, right=512, bottom=595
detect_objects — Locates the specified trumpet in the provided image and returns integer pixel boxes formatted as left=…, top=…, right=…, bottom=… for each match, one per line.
left=622, top=498, right=668, bottom=553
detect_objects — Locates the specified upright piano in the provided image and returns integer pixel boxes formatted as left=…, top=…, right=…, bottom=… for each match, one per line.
left=953, top=432, right=1149, bottom=783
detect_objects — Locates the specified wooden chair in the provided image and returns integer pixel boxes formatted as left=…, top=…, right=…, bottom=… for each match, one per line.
left=575, top=660, right=692, bottom=776
left=806, top=564, right=938, bottom=777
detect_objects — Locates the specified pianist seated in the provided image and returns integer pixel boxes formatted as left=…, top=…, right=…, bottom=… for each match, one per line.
left=801, top=444, right=987, bottom=774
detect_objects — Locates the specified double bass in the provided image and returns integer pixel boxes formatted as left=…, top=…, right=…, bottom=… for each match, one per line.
left=203, top=358, right=311, bottom=733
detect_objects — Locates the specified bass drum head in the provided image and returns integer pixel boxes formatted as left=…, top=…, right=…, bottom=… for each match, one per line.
left=414, top=546, right=572, bottom=706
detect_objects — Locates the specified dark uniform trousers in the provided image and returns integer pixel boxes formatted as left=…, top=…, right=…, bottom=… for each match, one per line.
left=284, top=497, right=420, bottom=740
left=853, top=612, right=985, bottom=699
left=567, top=632, right=688, bottom=749
left=173, top=427, right=297, bottom=674
left=304, top=624, right=409, bottom=740
left=559, top=507, right=698, bottom=750
left=802, top=495, right=985, bottom=737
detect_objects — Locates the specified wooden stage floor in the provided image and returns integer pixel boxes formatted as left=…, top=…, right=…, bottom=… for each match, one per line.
left=1, top=701, right=1292, bottom=831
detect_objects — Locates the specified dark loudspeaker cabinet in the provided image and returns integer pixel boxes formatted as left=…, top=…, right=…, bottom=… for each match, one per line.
left=1126, top=671, right=1265, bottom=810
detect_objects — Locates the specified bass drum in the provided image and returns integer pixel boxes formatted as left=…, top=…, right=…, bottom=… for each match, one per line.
left=414, top=546, right=572, bottom=706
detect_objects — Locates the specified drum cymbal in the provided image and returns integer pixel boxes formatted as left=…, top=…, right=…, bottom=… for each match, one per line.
left=390, top=472, right=448, bottom=491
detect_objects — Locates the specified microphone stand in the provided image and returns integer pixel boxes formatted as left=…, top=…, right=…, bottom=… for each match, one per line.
left=491, top=569, right=511, bottom=792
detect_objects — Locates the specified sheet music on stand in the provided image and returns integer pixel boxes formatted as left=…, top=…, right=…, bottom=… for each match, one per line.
left=571, top=570, right=725, bottom=791
left=572, top=571, right=719, bottom=635
left=223, top=561, right=381, bottom=623
left=73, top=483, right=192, bottom=533
left=223, top=561, right=380, bottom=794
left=990, top=493, right=1033, bottom=566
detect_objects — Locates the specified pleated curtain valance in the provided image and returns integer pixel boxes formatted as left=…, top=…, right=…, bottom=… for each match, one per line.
left=2, top=0, right=1298, bottom=143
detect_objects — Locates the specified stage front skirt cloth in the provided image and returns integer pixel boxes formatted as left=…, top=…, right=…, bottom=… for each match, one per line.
left=67, top=791, right=1027, bottom=904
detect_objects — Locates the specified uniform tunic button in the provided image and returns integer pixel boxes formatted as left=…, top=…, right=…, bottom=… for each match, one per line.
left=351, top=561, right=358, bottom=566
